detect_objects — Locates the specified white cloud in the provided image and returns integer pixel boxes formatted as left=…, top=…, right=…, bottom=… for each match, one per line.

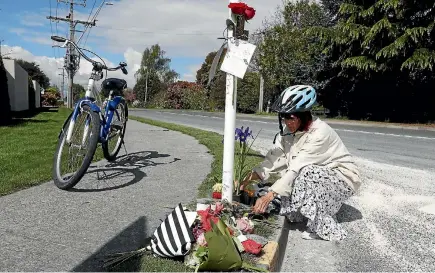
left=1, top=45, right=142, bottom=90
left=7, top=0, right=286, bottom=86
left=89, top=0, right=284, bottom=57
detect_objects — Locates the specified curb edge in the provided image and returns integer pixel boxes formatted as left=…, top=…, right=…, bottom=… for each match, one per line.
left=257, top=216, right=290, bottom=272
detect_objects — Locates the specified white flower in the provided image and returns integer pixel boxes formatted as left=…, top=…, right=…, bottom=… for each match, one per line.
left=212, top=183, right=223, bottom=192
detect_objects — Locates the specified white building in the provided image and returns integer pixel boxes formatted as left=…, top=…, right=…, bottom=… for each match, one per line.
left=4, top=59, right=29, bottom=112
left=32, top=80, right=41, bottom=108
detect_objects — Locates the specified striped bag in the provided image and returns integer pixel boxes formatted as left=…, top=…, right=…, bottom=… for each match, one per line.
left=148, top=203, right=196, bottom=258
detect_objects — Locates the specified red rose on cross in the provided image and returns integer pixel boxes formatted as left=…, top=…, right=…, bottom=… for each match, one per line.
left=228, top=2, right=256, bottom=20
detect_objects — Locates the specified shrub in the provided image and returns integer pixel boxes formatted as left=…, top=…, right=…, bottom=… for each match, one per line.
left=163, top=81, right=208, bottom=110
left=41, top=92, right=59, bottom=106
left=123, top=88, right=136, bottom=105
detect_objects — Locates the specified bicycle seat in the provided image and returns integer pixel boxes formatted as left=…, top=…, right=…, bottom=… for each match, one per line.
left=101, top=78, right=127, bottom=97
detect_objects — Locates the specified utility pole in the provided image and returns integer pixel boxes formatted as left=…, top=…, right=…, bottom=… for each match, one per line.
left=259, top=75, right=264, bottom=112
left=47, top=0, right=96, bottom=108
left=144, top=66, right=148, bottom=105
left=58, top=68, right=65, bottom=102
left=258, top=32, right=266, bottom=113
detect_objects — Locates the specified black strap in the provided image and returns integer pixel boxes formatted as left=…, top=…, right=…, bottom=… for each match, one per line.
left=207, top=40, right=228, bottom=87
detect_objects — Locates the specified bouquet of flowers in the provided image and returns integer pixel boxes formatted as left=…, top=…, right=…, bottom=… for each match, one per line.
left=185, top=202, right=266, bottom=272
left=104, top=201, right=270, bottom=272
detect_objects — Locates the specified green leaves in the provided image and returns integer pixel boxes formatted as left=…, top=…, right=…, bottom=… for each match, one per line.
left=197, top=219, right=242, bottom=272
left=401, top=48, right=435, bottom=70
left=341, top=56, right=382, bottom=72
left=257, top=0, right=332, bottom=90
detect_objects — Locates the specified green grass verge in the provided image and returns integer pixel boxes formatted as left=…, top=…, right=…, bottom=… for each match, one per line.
left=0, top=108, right=72, bottom=196
left=126, top=116, right=274, bottom=272
left=0, top=107, right=106, bottom=196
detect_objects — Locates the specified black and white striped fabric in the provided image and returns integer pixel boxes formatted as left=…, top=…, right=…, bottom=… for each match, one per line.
left=149, top=203, right=195, bottom=258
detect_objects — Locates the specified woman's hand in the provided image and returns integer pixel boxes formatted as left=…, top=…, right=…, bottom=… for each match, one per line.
left=252, top=191, right=275, bottom=214
left=238, top=171, right=261, bottom=191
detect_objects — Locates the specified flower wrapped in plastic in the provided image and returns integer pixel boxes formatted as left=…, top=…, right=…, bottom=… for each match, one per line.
left=195, top=218, right=266, bottom=272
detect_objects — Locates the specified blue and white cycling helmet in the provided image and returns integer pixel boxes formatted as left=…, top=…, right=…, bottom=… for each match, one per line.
left=271, top=85, right=317, bottom=114
left=271, top=85, right=317, bottom=143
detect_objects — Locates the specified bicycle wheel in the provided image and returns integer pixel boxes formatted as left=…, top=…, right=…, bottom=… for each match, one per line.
left=52, top=104, right=100, bottom=190
left=102, top=99, right=128, bottom=161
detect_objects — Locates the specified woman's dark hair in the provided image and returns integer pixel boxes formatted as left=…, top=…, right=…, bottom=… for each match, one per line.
left=293, top=111, right=313, bottom=131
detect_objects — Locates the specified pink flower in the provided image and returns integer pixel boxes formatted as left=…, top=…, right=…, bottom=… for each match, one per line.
left=214, top=202, right=224, bottom=215
left=236, top=217, right=254, bottom=234
left=197, top=232, right=207, bottom=247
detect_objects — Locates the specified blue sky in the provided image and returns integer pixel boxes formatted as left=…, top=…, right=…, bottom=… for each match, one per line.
left=0, top=0, right=280, bottom=87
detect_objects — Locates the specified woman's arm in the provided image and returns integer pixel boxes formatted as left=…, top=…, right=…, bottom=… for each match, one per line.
left=252, top=146, right=288, bottom=181
left=269, top=130, right=329, bottom=196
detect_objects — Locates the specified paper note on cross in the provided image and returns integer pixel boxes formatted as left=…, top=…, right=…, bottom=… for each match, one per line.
left=220, top=39, right=257, bottom=79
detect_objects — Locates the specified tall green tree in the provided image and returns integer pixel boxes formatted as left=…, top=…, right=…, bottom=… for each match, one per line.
left=310, top=0, right=435, bottom=121
left=195, top=50, right=229, bottom=110
left=15, top=59, right=50, bottom=89
left=134, top=44, right=179, bottom=103
left=257, top=0, right=331, bottom=101
left=237, top=72, right=261, bottom=113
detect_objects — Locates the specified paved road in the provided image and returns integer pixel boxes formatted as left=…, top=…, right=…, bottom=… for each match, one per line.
left=131, top=109, right=435, bottom=171
left=0, top=120, right=212, bottom=271
left=131, top=109, right=435, bottom=272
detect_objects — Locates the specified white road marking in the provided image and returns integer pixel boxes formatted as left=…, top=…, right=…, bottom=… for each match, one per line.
left=155, top=111, right=435, bottom=140
left=333, top=129, right=435, bottom=140
left=419, top=204, right=435, bottom=215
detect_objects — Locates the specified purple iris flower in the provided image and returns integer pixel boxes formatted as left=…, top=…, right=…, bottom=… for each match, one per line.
left=221, top=126, right=255, bottom=144
left=235, top=126, right=253, bottom=143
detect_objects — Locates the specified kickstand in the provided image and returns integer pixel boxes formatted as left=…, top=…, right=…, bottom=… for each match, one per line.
left=96, top=168, right=108, bottom=181
left=121, top=138, right=130, bottom=160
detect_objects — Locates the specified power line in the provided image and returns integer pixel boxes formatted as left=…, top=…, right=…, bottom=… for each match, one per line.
left=48, top=0, right=58, bottom=60
left=47, top=0, right=95, bottom=108
left=92, top=26, right=265, bottom=36
left=77, top=0, right=96, bottom=46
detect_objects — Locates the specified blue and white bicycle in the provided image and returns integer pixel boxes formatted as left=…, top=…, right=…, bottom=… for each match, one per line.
left=51, top=35, right=129, bottom=190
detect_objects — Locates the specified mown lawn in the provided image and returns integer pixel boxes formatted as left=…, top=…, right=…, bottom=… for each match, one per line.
left=0, top=108, right=72, bottom=196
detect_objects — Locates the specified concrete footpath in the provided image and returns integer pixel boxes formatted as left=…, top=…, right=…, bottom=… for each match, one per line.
left=0, top=120, right=212, bottom=271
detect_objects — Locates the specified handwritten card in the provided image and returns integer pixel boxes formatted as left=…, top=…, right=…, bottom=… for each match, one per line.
left=220, top=39, right=257, bottom=79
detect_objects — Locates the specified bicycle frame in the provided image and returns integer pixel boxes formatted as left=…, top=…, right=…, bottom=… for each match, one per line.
left=66, top=73, right=124, bottom=145
left=51, top=36, right=128, bottom=146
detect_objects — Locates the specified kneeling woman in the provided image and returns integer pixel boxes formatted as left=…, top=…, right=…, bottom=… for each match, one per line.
left=245, top=85, right=361, bottom=241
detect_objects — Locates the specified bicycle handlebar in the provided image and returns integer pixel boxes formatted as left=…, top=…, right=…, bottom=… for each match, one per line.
left=50, top=35, right=128, bottom=75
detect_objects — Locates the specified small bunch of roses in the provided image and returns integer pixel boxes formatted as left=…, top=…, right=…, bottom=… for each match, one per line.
left=228, top=2, right=256, bottom=21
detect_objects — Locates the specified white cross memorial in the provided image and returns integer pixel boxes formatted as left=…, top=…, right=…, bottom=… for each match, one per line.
left=220, top=0, right=257, bottom=203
